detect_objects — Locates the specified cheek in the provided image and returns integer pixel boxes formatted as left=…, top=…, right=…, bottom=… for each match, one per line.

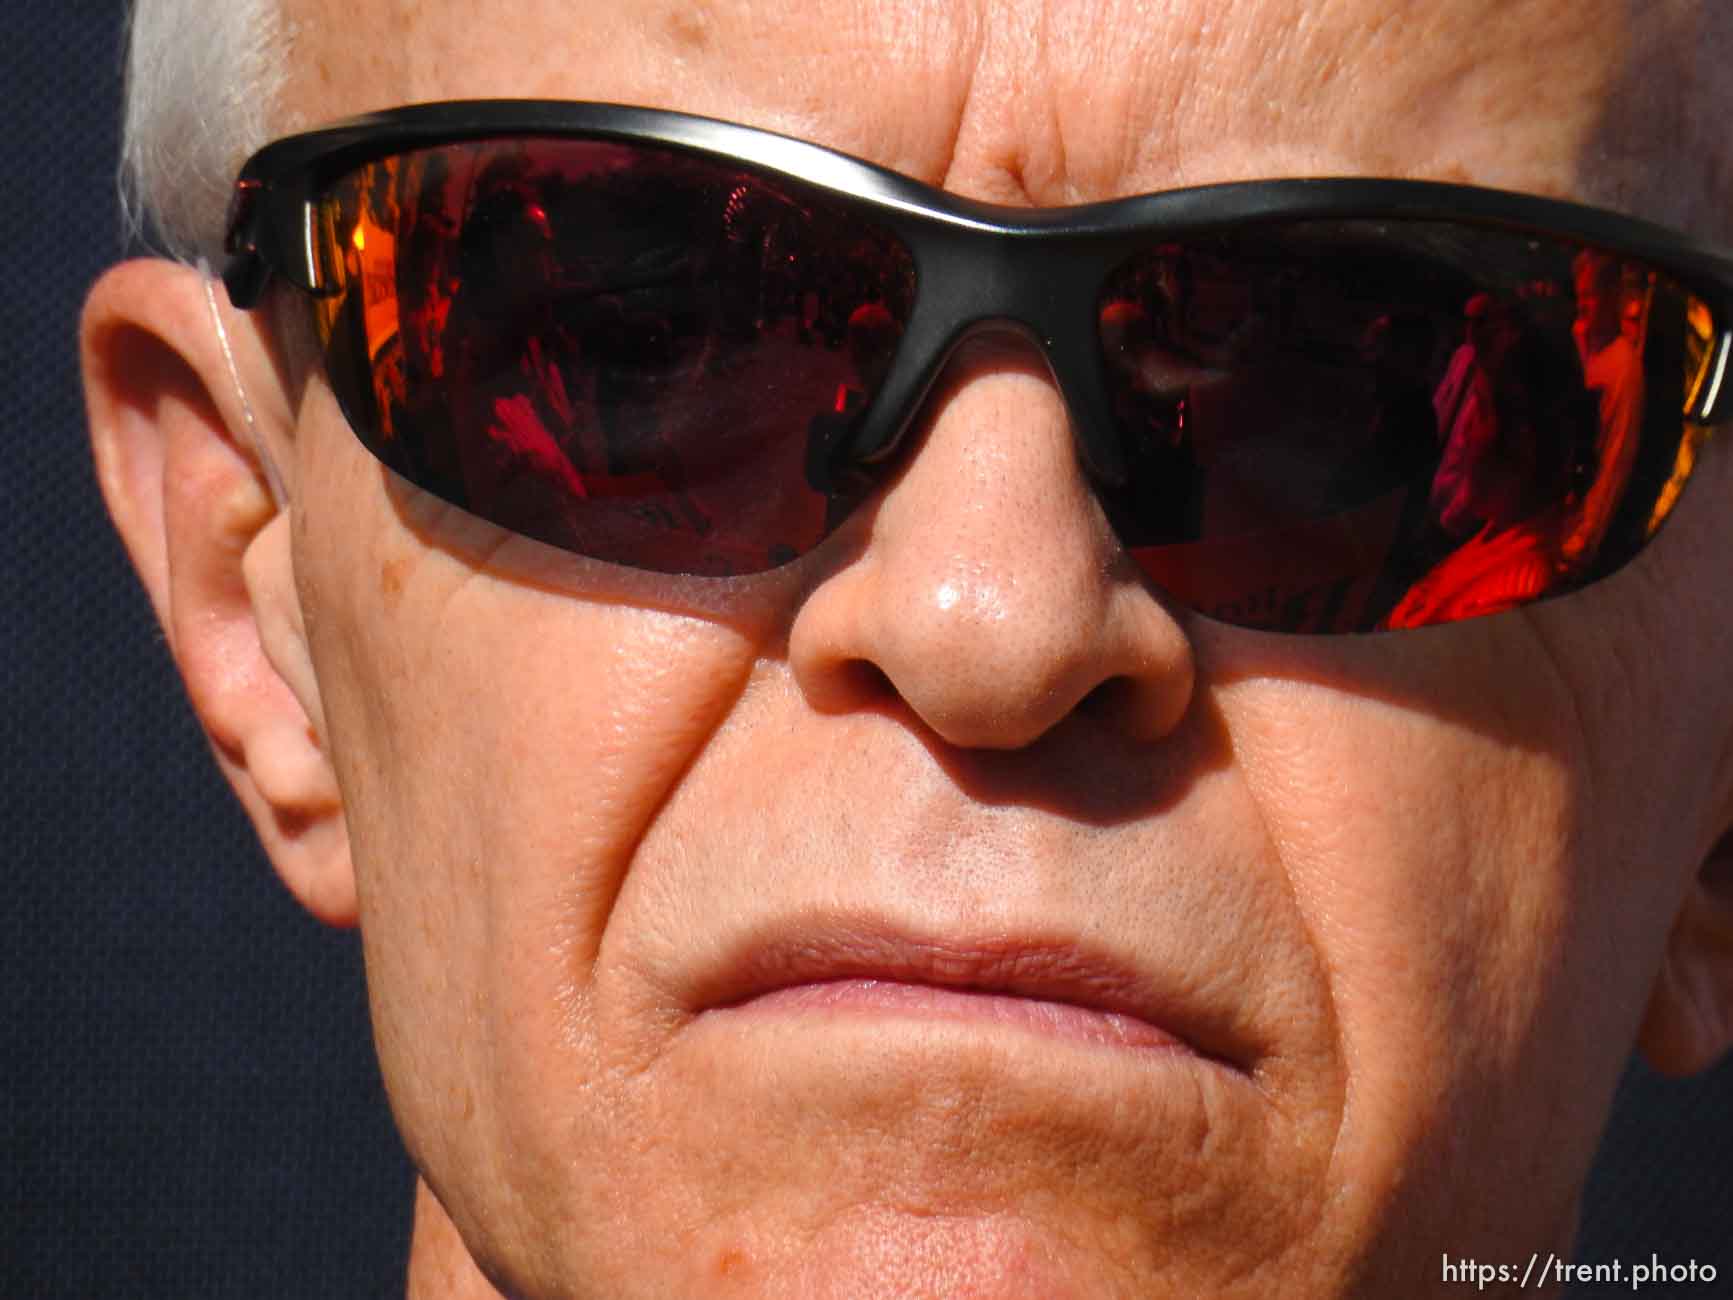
left=1231, top=682, right=1573, bottom=1046
left=291, top=415, right=760, bottom=1194
left=1214, top=660, right=1622, bottom=1257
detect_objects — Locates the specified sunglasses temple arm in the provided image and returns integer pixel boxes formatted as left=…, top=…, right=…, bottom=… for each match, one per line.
left=223, top=174, right=333, bottom=309
left=1699, top=330, right=1732, bottom=425
left=197, top=258, right=289, bottom=508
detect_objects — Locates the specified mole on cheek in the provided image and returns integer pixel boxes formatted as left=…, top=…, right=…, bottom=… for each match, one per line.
left=380, top=554, right=409, bottom=607
left=712, top=1243, right=752, bottom=1281
left=664, top=1, right=715, bottom=54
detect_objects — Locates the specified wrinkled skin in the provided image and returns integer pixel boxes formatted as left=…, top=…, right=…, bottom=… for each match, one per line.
left=82, top=1, right=1733, bottom=1296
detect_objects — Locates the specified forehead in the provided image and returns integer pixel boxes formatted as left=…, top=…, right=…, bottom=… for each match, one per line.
left=282, top=0, right=1716, bottom=226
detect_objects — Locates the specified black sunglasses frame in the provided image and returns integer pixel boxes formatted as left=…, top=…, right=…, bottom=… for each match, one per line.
left=224, top=97, right=1733, bottom=494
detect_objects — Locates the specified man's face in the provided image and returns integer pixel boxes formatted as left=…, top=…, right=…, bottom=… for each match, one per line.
left=1574, top=257, right=1624, bottom=354
left=258, top=2, right=1733, bottom=1295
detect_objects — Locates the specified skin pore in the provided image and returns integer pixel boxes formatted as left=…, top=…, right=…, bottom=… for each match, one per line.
left=87, top=2, right=1733, bottom=1297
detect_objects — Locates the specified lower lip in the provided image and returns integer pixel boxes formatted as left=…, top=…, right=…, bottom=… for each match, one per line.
left=715, top=979, right=1187, bottom=1053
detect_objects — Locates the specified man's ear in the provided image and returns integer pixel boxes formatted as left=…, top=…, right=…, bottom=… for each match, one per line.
left=1638, top=829, right=1733, bottom=1076
left=81, top=258, right=356, bottom=927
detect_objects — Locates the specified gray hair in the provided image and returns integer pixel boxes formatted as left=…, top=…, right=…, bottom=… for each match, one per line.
left=121, top=0, right=289, bottom=262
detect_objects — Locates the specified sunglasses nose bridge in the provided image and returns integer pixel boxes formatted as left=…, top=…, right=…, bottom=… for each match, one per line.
left=848, top=235, right=1131, bottom=486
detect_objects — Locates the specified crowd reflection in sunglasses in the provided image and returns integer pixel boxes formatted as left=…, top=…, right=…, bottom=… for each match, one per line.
left=326, top=143, right=1710, bottom=630
left=1096, top=239, right=1702, bottom=631
left=331, top=144, right=916, bottom=571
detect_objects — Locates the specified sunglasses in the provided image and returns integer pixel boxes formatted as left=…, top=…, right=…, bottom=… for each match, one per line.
left=223, top=100, right=1733, bottom=633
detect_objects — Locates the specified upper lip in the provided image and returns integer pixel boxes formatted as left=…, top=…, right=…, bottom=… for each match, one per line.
left=683, top=916, right=1254, bottom=1072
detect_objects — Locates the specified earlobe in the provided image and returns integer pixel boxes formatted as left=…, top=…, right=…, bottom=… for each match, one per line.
left=81, top=258, right=357, bottom=927
left=1637, top=832, right=1733, bottom=1077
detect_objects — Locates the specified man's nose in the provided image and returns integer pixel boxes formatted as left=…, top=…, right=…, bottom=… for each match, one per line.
left=788, top=336, right=1196, bottom=749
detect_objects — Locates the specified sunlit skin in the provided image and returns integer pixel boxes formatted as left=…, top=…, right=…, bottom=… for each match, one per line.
left=81, top=2, right=1733, bottom=1297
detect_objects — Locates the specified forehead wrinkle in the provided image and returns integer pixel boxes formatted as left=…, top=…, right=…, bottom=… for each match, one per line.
left=1098, top=0, right=1632, bottom=193
left=277, top=0, right=1730, bottom=234
left=943, top=0, right=1182, bottom=203
left=289, top=0, right=993, bottom=179
left=672, top=0, right=990, bottom=179
left=920, top=0, right=1639, bottom=205
left=1246, top=0, right=1733, bottom=237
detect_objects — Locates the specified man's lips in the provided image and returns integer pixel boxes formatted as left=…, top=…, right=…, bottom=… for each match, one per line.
left=714, top=978, right=1188, bottom=1052
left=687, top=928, right=1238, bottom=1063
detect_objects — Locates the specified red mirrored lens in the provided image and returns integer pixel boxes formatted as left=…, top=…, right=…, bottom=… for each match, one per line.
left=1099, top=223, right=1716, bottom=632
left=314, top=139, right=916, bottom=574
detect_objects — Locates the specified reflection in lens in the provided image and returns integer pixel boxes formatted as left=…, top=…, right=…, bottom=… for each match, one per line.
left=1097, top=222, right=1716, bottom=632
left=314, top=139, right=915, bottom=574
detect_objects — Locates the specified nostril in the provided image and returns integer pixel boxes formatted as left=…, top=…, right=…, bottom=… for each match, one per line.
left=804, top=657, right=896, bottom=717
left=847, top=660, right=895, bottom=700
left=1078, top=676, right=1141, bottom=726
left=1704, top=828, right=1733, bottom=898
